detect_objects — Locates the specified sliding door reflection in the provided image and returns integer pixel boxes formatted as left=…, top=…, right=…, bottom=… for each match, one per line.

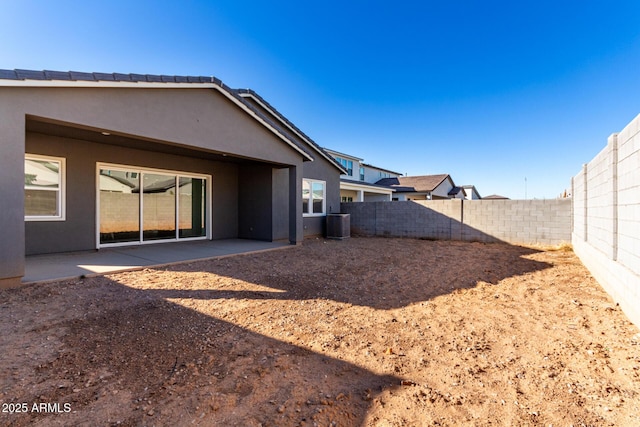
left=143, top=173, right=177, bottom=241
left=98, top=165, right=208, bottom=247
left=99, top=169, right=140, bottom=244
left=179, top=177, right=206, bottom=238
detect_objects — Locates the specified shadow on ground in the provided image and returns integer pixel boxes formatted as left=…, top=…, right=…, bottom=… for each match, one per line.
left=0, top=274, right=398, bottom=427
left=1, top=238, right=553, bottom=426
left=147, top=238, right=552, bottom=310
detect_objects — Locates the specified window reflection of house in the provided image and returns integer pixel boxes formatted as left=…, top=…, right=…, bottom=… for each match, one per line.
left=99, top=171, right=136, bottom=193
left=25, top=155, right=64, bottom=219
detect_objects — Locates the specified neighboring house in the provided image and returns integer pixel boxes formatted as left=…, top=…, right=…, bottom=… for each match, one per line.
left=360, top=163, right=401, bottom=184
left=376, top=174, right=457, bottom=201
left=483, top=194, right=510, bottom=200
left=448, top=186, right=467, bottom=199
left=461, top=185, right=482, bottom=200
left=0, top=69, right=343, bottom=288
left=324, top=148, right=401, bottom=202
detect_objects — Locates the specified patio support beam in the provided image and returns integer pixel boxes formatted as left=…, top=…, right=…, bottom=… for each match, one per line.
left=0, top=110, right=25, bottom=287
left=289, top=165, right=303, bottom=244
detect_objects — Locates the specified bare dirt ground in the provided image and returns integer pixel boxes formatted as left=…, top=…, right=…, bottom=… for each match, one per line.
left=1, top=237, right=639, bottom=426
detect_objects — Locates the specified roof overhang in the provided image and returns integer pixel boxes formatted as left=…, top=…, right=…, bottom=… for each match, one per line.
left=1, top=78, right=315, bottom=162
left=340, top=181, right=395, bottom=195
left=237, top=91, right=347, bottom=174
left=323, top=147, right=363, bottom=162
left=360, top=163, right=402, bottom=176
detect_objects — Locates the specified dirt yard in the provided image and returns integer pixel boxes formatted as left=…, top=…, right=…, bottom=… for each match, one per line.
left=1, top=237, right=639, bottom=426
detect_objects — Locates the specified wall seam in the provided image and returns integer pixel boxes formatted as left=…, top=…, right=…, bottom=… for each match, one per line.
left=611, top=134, right=618, bottom=261
left=583, top=163, right=588, bottom=242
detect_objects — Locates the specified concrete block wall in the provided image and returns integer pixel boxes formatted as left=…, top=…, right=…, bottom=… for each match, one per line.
left=341, top=198, right=571, bottom=246
left=585, top=137, right=617, bottom=259
left=572, top=113, right=640, bottom=328
left=617, top=117, right=640, bottom=273
left=572, top=167, right=586, bottom=241
left=463, top=199, right=571, bottom=245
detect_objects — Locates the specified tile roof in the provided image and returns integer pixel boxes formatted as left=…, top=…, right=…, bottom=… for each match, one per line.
left=0, top=69, right=222, bottom=85
left=483, top=194, right=510, bottom=200
left=448, top=186, right=466, bottom=196
left=376, top=174, right=450, bottom=193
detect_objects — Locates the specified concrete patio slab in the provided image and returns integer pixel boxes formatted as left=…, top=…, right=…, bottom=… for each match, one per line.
left=24, top=239, right=292, bottom=284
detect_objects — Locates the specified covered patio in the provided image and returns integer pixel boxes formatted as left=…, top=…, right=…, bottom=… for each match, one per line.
left=23, top=239, right=292, bottom=283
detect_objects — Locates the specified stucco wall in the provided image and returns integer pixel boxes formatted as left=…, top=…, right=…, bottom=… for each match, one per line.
left=272, top=168, right=290, bottom=242
left=571, top=113, right=640, bottom=327
left=240, top=93, right=342, bottom=239
left=7, top=87, right=305, bottom=166
left=238, top=164, right=273, bottom=241
left=0, top=109, right=24, bottom=286
left=25, top=132, right=240, bottom=254
left=341, top=199, right=571, bottom=245
left=0, top=84, right=312, bottom=284
left=302, top=153, right=341, bottom=237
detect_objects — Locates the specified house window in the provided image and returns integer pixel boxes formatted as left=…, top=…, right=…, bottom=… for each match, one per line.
left=302, top=179, right=326, bottom=216
left=341, top=196, right=353, bottom=202
left=25, top=154, right=65, bottom=221
left=359, top=167, right=365, bottom=181
left=335, top=157, right=354, bottom=176
left=346, top=160, right=353, bottom=176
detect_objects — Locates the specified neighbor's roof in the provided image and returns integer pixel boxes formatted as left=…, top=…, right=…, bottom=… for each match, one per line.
left=0, top=69, right=320, bottom=163
left=376, top=174, right=451, bottom=193
left=448, top=186, right=466, bottom=197
left=322, top=147, right=364, bottom=162
left=483, top=194, right=510, bottom=200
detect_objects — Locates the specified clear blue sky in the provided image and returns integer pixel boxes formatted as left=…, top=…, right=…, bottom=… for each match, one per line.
left=2, top=1, right=639, bottom=199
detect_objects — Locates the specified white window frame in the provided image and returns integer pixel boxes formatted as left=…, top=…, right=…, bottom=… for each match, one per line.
left=96, top=162, right=212, bottom=248
left=24, top=153, right=66, bottom=221
left=302, top=178, right=326, bottom=217
left=335, top=157, right=354, bottom=177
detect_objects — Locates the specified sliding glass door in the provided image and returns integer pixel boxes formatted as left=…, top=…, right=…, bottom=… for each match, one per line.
left=99, top=169, right=140, bottom=244
left=98, top=165, right=209, bottom=247
left=178, top=177, right=206, bottom=238
left=142, top=173, right=177, bottom=241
